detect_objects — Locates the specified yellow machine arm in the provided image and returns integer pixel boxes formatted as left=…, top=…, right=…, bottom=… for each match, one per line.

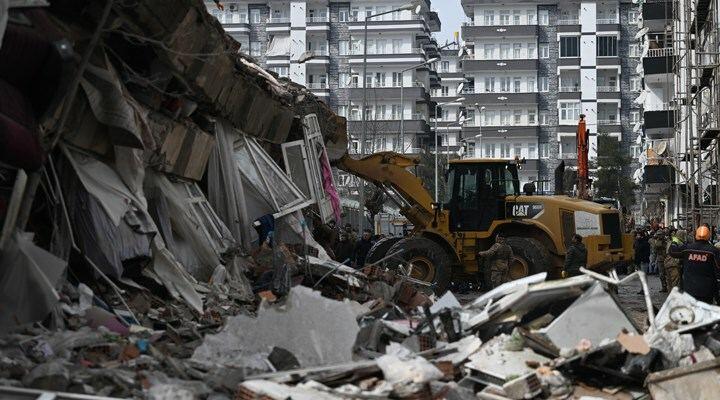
left=337, top=152, right=437, bottom=229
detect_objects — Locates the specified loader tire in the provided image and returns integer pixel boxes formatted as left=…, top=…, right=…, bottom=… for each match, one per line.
left=505, top=237, right=551, bottom=280
left=365, top=237, right=402, bottom=265
left=387, top=237, right=453, bottom=294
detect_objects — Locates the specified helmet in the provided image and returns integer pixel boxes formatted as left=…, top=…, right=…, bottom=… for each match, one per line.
left=695, top=226, right=711, bottom=241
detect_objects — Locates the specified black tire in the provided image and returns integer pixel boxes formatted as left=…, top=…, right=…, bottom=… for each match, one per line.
left=505, top=237, right=551, bottom=280
left=365, top=237, right=403, bottom=265
left=386, top=237, right=453, bottom=294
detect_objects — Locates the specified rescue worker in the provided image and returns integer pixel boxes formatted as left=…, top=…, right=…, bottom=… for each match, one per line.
left=333, top=233, right=354, bottom=265
left=670, top=226, right=720, bottom=304
left=564, top=234, right=587, bottom=277
left=477, top=235, right=513, bottom=288
left=664, top=228, right=686, bottom=290
left=352, top=229, right=374, bottom=268
left=649, top=230, right=668, bottom=292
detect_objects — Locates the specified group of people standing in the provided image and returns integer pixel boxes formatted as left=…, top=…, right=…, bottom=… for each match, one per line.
left=314, top=220, right=386, bottom=268
left=634, top=223, right=720, bottom=304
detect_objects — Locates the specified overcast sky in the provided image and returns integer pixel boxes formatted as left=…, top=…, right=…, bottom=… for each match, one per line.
left=433, top=0, right=465, bottom=46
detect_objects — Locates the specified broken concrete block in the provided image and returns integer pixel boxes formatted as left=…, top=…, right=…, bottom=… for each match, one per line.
left=192, top=286, right=361, bottom=369
left=538, top=282, right=637, bottom=349
left=22, top=360, right=70, bottom=392
left=465, top=334, right=550, bottom=385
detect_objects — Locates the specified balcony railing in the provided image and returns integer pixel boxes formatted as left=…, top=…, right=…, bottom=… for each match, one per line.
left=558, top=18, right=579, bottom=25
left=308, top=49, right=329, bottom=56
left=597, top=18, right=619, bottom=24
left=307, top=82, right=328, bottom=89
left=348, top=81, right=426, bottom=89
left=644, top=102, right=675, bottom=111
left=306, top=16, right=329, bottom=23
left=460, top=88, right=537, bottom=94
left=559, top=86, right=581, bottom=92
left=347, top=113, right=428, bottom=121
left=598, top=119, right=620, bottom=124
left=349, top=47, right=426, bottom=56
left=646, top=47, right=674, bottom=57
left=597, top=85, right=619, bottom=92
left=268, top=17, right=290, bottom=23
left=472, top=55, right=538, bottom=61
left=464, top=20, right=536, bottom=27
left=215, top=13, right=249, bottom=24
left=561, top=152, right=578, bottom=159
left=349, top=14, right=423, bottom=22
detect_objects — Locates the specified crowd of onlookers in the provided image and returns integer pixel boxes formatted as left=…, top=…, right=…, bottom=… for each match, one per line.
left=633, top=221, right=720, bottom=304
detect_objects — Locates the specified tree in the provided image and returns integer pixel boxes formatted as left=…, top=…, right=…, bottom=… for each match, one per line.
left=593, top=133, right=638, bottom=208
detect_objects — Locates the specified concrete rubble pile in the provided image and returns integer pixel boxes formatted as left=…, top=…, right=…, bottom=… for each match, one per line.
left=2, top=1, right=720, bottom=400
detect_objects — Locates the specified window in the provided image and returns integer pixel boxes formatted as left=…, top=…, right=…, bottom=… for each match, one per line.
left=500, top=10, right=510, bottom=25
left=630, top=110, right=642, bottom=124
left=539, top=110, right=549, bottom=125
left=513, top=77, right=521, bottom=92
left=376, top=39, right=387, bottom=54
left=250, top=41, right=261, bottom=56
left=350, top=74, right=359, bottom=87
left=631, top=145, right=642, bottom=158
left=367, top=39, right=375, bottom=54
left=513, top=10, right=521, bottom=25
left=250, top=8, right=261, bottom=23
left=500, top=77, right=511, bottom=92
left=441, top=61, right=450, bottom=72
left=351, top=39, right=361, bottom=54
left=527, top=10, right=536, bottom=24
left=441, top=85, right=449, bottom=96
left=528, top=109, right=536, bottom=124
left=528, top=78, right=535, bottom=91
left=484, top=77, right=495, bottom=92
left=392, top=72, right=401, bottom=87
left=337, top=105, right=348, bottom=117
left=559, top=102, right=581, bottom=122
left=269, top=66, right=288, bottom=77
left=500, top=44, right=510, bottom=58
left=392, top=39, right=402, bottom=54
left=339, top=73, right=350, bottom=88
left=351, top=6, right=359, bottom=21
left=500, top=110, right=511, bottom=125
left=501, top=143, right=511, bottom=158
left=484, top=44, right=495, bottom=59
left=484, top=143, right=496, bottom=157
left=597, top=36, right=618, bottom=57
left=339, top=40, right=349, bottom=55
left=539, top=142, right=550, bottom=158
left=528, top=143, right=537, bottom=158
left=391, top=104, right=402, bottom=119
left=539, top=43, right=549, bottom=58
left=629, top=43, right=640, bottom=57
left=528, top=43, right=536, bottom=58
left=628, top=9, right=640, bottom=24
left=513, top=109, right=522, bottom=124
left=484, top=110, right=496, bottom=125
left=539, top=76, right=549, bottom=92
left=339, top=7, right=349, bottom=22
left=539, top=10, right=549, bottom=25
left=350, top=106, right=360, bottom=120
left=514, top=143, right=522, bottom=157
left=484, top=10, right=494, bottom=25
left=374, top=72, right=386, bottom=87
left=560, top=36, right=580, bottom=57
left=513, top=43, right=522, bottom=58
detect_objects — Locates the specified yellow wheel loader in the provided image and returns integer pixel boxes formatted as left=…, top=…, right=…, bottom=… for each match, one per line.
left=337, top=152, right=634, bottom=293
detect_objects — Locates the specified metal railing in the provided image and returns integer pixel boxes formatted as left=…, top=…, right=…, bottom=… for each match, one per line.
left=559, top=85, right=581, bottom=92
left=306, top=16, right=329, bottom=22
left=307, top=82, right=328, bottom=89
left=558, top=18, right=579, bottom=25
left=646, top=47, right=674, bottom=57
left=216, top=13, right=249, bottom=24
left=349, top=14, right=423, bottom=22
left=597, top=18, right=619, bottom=24
left=598, top=119, right=620, bottom=124
left=347, top=81, right=426, bottom=89
left=308, top=49, right=329, bottom=56
left=349, top=47, right=425, bottom=56
left=268, top=17, right=291, bottom=23
left=597, top=85, right=619, bottom=92
left=644, top=102, right=675, bottom=111
left=464, top=20, right=537, bottom=27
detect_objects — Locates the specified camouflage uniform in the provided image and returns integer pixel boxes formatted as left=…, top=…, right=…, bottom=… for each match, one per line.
left=649, top=233, right=668, bottom=291
left=478, top=241, right=514, bottom=288
left=664, top=231, right=686, bottom=290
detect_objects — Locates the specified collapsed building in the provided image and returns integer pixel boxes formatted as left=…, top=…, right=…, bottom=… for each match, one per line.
left=2, top=1, right=720, bottom=400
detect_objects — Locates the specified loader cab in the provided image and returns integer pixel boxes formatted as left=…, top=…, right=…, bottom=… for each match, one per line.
left=445, top=160, right=520, bottom=232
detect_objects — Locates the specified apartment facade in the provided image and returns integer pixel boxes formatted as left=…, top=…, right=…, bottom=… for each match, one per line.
left=206, top=1, right=441, bottom=157
left=638, top=0, right=720, bottom=226
left=457, top=0, right=641, bottom=193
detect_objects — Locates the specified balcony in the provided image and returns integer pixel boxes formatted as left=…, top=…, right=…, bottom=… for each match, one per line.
left=558, top=18, right=579, bottom=25
left=348, top=14, right=428, bottom=32
left=347, top=119, right=431, bottom=135
left=644, top=109, right=676, bottom=139
left=462, top=24, right=538, bottom=38
left=461, top=125, right=540, bottom=139
left=559, top=85, right=581, bottom=92
left=306, top=16, right=329, bottom=23
left=597, top=18, right=619, bottom=24
left=307, top=82, right=328, bottom=90
left=644, top=165, right=674, bottom=186
left=348, top=85, right=431, bottom=103
left=598, top=118, right=621, bottom=125
left=461, top=58, right=538, bottom=71
left=461, top=91, right=539, bottom=105
left=597, top=85, right=619, bottom=92
left=267, top=17, right=291, bottom=31
left=643, top=48, right=675, bottom=76
left=643, top=1, right=677, bottom=31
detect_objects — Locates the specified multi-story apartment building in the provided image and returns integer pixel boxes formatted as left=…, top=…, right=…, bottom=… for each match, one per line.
left=638, top=0, right=720, bottom=226
left=205, top=0, right=441, bottom=159
left=458, top=0, right=641, bottom=193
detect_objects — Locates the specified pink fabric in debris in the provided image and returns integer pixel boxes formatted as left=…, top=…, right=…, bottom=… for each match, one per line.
left=320, top=149, right=342, bottom=223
